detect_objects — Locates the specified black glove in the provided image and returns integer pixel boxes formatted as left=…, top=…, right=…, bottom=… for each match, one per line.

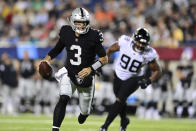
left=138, top=77, right=151, bottom=89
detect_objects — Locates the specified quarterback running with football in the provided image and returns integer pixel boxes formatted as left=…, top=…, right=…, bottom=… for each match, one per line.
left=99, top=28, right=162, bottom=131
left=38, top=8, right=108, bottom=131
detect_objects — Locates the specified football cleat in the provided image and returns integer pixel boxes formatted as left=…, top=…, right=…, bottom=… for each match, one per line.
left=120, top=117, right=130, bottom=131
left=52, top=128, right=59, bottom=131
left=119, top=127, right=126, bottom=131
left=78, top=113, right=89, bottom=124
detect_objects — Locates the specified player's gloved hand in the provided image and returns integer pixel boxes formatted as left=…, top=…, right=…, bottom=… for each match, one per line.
left=138, top=77, right=151, bottom=89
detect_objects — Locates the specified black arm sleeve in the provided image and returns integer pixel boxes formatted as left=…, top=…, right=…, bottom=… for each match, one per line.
left=95, top=30, right=106, bottom=57
left=48, top=39, right=65, bottom=59
left=95, top=44, right=106, bottom=57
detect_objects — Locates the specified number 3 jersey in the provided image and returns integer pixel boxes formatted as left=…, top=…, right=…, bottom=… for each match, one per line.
left=48, top=25, right=106, bottom=87
left=115, top=35, right=158, bottom=81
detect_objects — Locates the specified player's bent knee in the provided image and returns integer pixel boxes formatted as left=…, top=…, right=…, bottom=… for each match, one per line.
left=116, top=98, right=126, bottom=105
left=116, top=98, right=122, bottom=103
left=59, top=95, right=70, bottom=104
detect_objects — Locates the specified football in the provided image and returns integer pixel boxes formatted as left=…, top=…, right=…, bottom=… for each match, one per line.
left=39, top=61, right=52, bottom=79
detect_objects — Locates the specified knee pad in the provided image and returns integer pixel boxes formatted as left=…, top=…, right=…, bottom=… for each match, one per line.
left=116, top=98, right=126, bottom=107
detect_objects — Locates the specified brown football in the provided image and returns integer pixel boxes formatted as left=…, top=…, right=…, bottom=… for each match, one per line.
left=39, top=61, right=52, bottom=79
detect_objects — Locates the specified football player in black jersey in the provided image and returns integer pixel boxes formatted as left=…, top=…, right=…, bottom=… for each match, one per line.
left=38, top=8, right=108, bottom=131
left=175, top=50, right=194, bottom=118
left=158, top=61, right=173, bottom=117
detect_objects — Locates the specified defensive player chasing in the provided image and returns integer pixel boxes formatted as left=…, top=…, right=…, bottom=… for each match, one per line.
left=99, top=28, right=162, bottom=131
left=39, top=8, right=108, bottom=131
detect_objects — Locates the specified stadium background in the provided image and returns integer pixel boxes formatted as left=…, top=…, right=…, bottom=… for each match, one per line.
left=0, top=0, right=196, bottom=131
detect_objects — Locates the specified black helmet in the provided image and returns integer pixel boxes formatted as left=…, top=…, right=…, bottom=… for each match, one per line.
left=133, top=28, right=150, bottom=52
left=134, top=28, right=150, bottom=45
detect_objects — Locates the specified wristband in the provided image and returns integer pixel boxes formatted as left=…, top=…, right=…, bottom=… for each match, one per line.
left=91, top=61, right=102, bottom=71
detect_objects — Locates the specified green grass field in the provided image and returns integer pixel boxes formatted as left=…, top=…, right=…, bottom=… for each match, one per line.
left=0, top=114, right=196, bottom=131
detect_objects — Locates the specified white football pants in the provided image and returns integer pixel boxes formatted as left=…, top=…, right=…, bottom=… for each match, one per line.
left=55, top=67, right=95, bottom=115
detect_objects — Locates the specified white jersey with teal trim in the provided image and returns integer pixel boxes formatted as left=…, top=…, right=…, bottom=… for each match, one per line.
left=115, top=35, right=158, bottom=80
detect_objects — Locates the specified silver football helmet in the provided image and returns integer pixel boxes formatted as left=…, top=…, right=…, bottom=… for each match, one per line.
left=70, top=8, right=90, bottom=34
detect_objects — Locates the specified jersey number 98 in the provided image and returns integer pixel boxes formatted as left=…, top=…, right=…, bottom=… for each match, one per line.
left=120, top=54, right=142, bottom=72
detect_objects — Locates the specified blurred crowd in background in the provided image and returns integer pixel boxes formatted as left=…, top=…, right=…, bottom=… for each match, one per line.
left=0, top=0, right=196, bottom=48
left=0, top=47, right=196, bottom=120
left=0, top=0, right=196, bottom=120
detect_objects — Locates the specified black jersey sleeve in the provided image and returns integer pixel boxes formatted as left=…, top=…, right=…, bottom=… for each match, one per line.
left=48, top=26, right=66, bottom=59
left=94, top=30, right=106, bottom=57
left=48, top=40, right=64, bottom=59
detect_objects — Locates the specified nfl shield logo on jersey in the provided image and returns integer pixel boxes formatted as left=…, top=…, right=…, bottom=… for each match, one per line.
left=75, top=75, right=84, bottom=84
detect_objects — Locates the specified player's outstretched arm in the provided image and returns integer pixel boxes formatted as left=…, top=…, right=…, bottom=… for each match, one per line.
left=78, top=55, right=108, bottom=78
left=42, top=55, right=52, bottom=63
left=37, top=37, right=65, bottom=70
left=148, top=60, right=162, bottom=82
left=138, top=60, right=162, bottom=89
left=36, top=55, right=51, bottom=72
left=98, top=55, right=108, bottom=66
left=106, top=42, right=120, bottom=57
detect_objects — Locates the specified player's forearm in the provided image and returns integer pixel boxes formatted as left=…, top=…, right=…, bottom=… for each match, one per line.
left=98, top=55, right=108, bottom=65
left=148, top=60, right=162, bottom=82
left=106, top=42, right=120, bottom=57
left=78, top=55, right=108, bottom=78
left=89, top=55, right=108, bottom=72
left=106, top=48, right=112, bottom=57
left=48, top=40, right=64, bottom=59
left=150, top=70, right=161, bottom=82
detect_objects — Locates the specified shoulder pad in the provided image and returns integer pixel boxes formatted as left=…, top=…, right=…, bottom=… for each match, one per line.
left=60, top=25, right=72, bottom=31
left=118, top=35, right=131, bottom=43
left=145, top=47, right=158, bottom=62
left=144, top=46, right=159, bottom=63
left=59, top=25, right=72, bottom=37
left=118, top=35, right=131, bottom=47
left=90, top=28, right=104, bottom=43
left=121, top=35, right=131, bottom=41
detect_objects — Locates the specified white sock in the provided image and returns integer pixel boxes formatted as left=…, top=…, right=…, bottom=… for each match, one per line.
left=52, top=126, right=59, bottom=129
left=177, top=106, right=183, bottom=118
left=188, top=106, right=195, bottom=118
